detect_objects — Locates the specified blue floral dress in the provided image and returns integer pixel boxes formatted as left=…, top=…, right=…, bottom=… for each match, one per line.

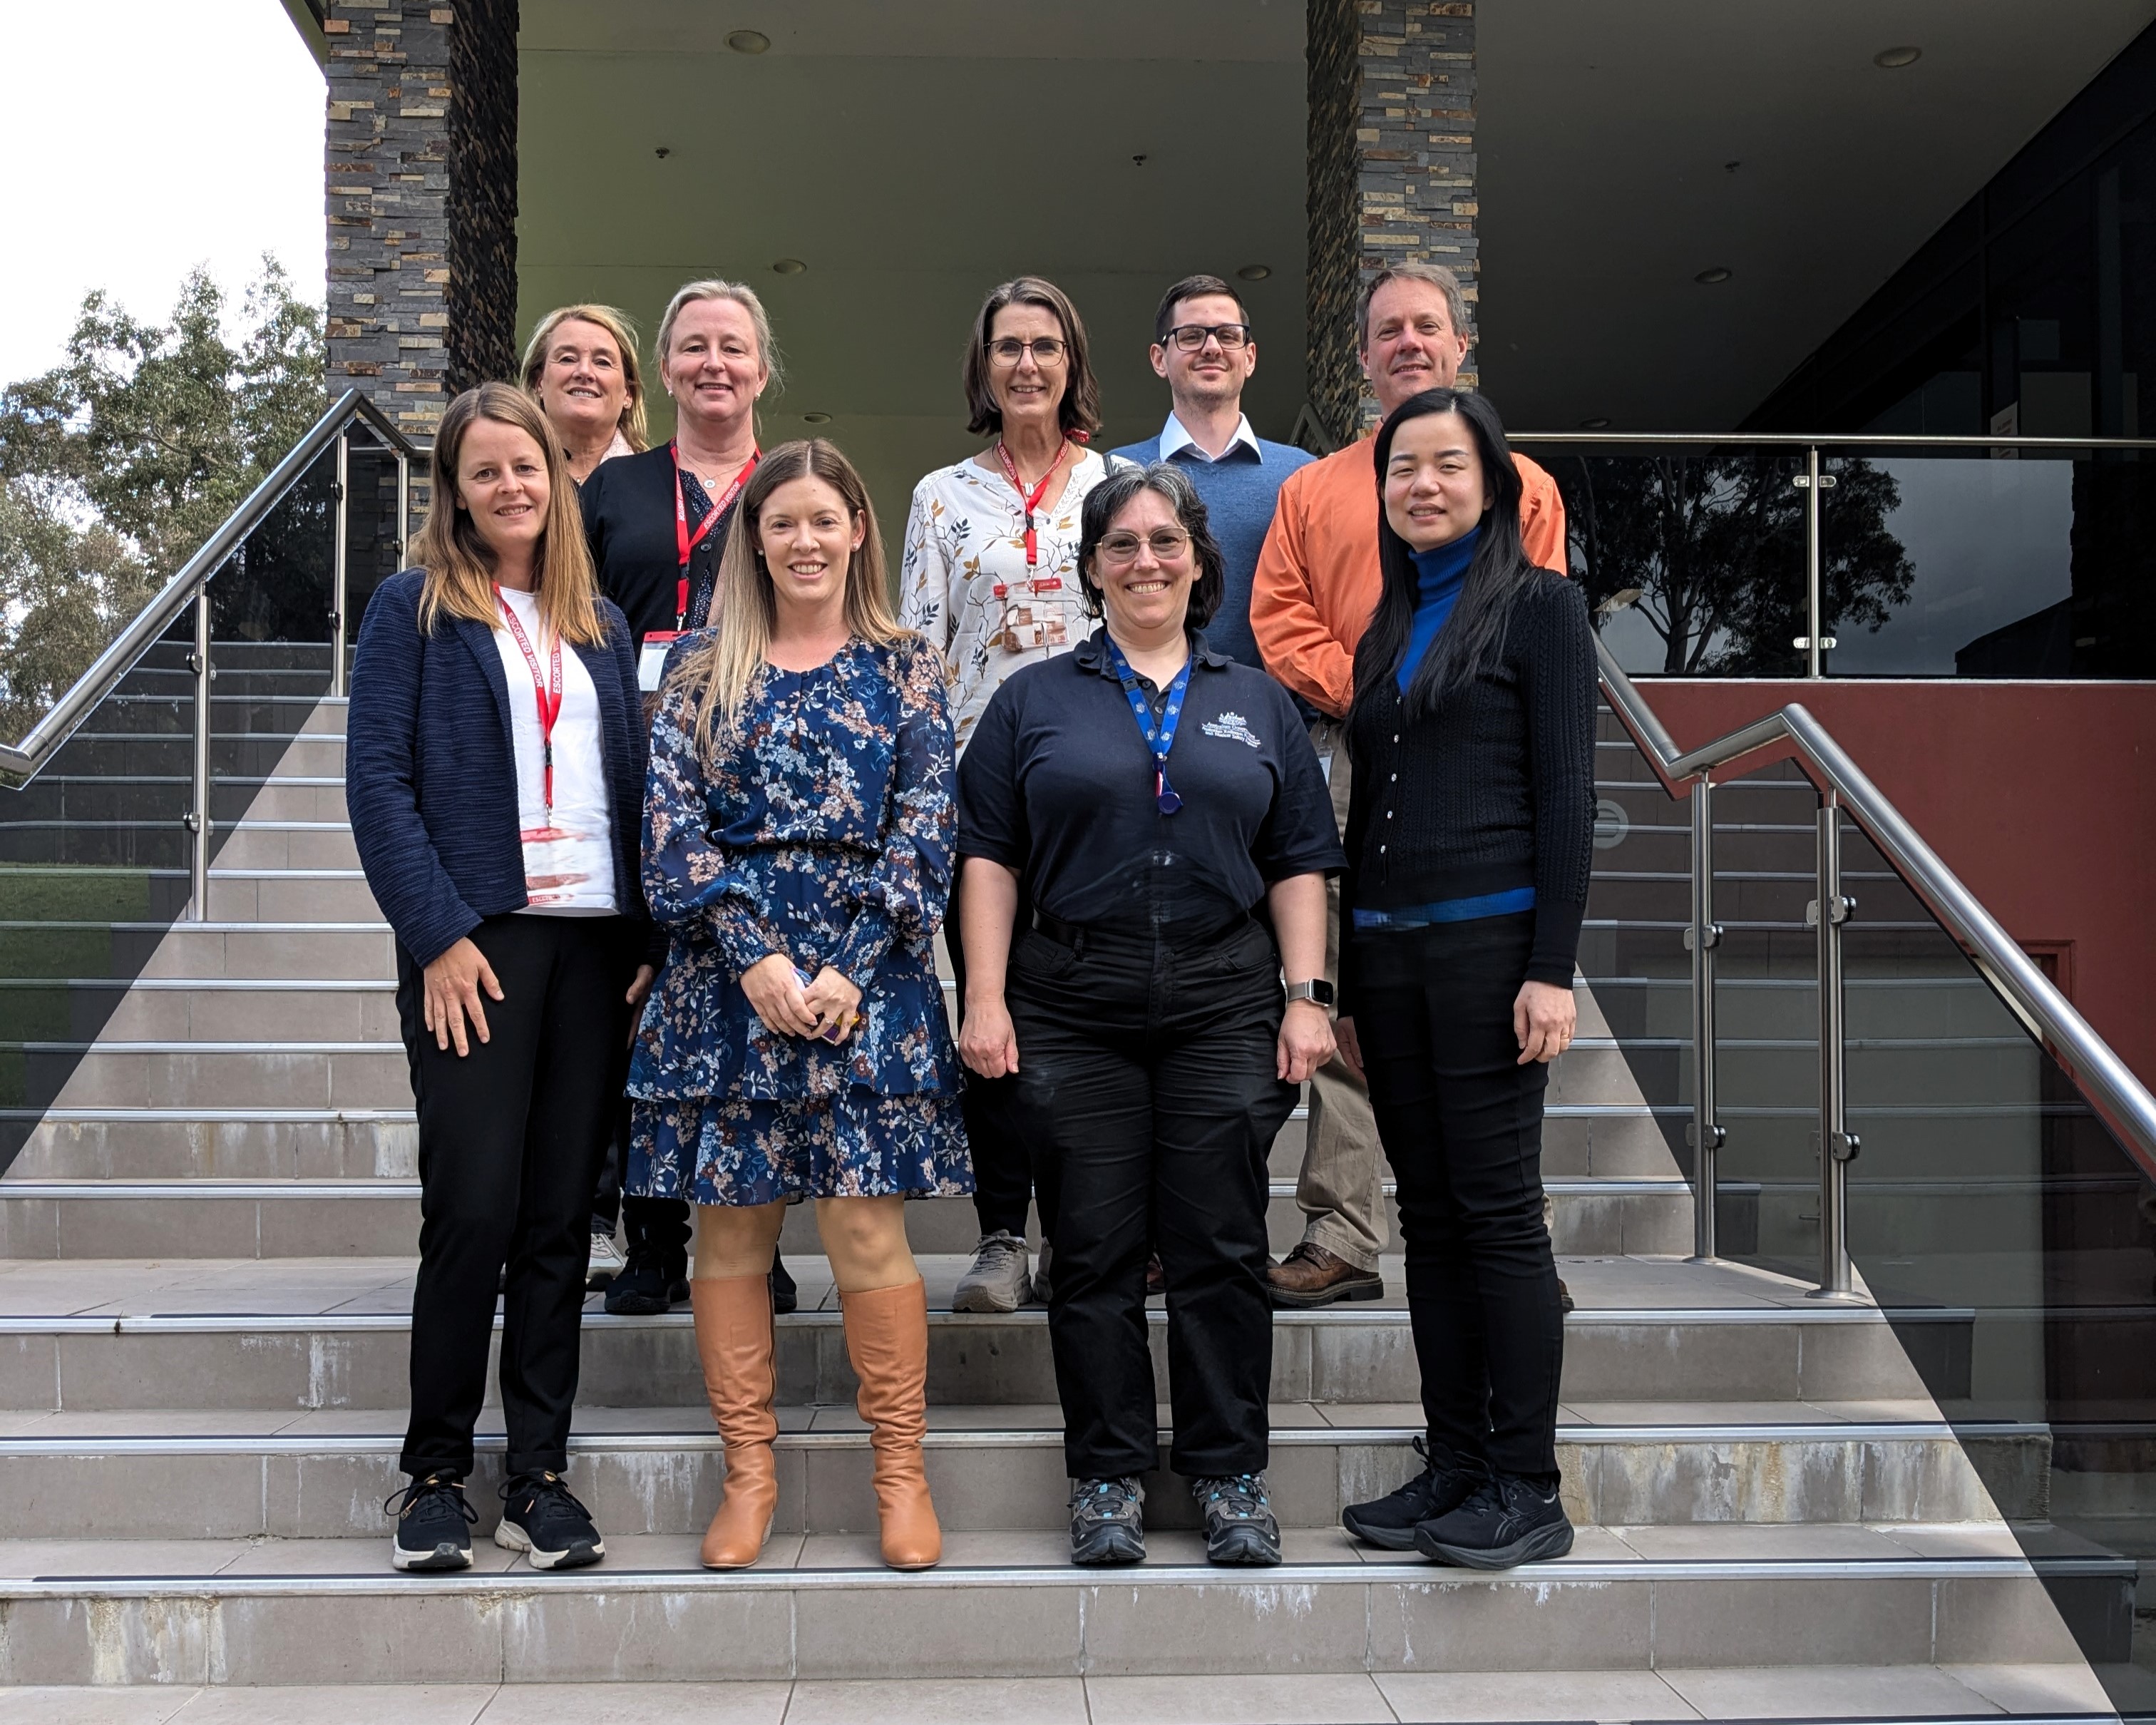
left=627, top=633, right=972, bottom=1204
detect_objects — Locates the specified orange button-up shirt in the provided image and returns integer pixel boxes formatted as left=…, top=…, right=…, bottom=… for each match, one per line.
left=1251, top=439, right=1569, bottom=718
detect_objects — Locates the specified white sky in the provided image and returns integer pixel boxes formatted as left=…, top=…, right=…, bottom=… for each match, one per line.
left=0, top=0, right=325, bottom=388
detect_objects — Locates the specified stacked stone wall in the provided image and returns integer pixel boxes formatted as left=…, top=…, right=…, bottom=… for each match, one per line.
left=324, top=0, right=518, bottom=444
left=1305, top=0, right=1479, bottom=444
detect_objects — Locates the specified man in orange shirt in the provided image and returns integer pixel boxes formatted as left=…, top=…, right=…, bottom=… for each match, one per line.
left=1252, top=260, right=1569, bottom=1307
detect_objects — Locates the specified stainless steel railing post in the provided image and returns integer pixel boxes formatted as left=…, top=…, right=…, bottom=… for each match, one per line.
left=329, top=434, right=350, bottom=698
left=396, top=449, right=411, bottom=570
left=1686, top=774, right=1724, bottom=1260
left=1809, top=788, right=1859, bottom=1298
left=1804, top=444, right=1824, bottom=680
left=185, top=585, right=214, bottom=922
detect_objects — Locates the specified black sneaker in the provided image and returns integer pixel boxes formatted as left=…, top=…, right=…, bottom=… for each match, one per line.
left=1413, top=1471, right=1574, bottom=1570
left=605, top=1244, right=689, bottom=1316
left=1069, top=1476, right=1146, bottom=1566
left=496, top=1471, right=606, bottom=1570
left=771, top=1251, right=798, bottom=1316
left=387, top=1473, right=476, bottom=1572
left=1341, top=1438, right=1489, bottom=1550
left=1191, top=1473, right=1281, bottom=1567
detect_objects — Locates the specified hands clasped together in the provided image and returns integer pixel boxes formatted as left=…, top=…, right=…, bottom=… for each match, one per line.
left=742, top=952, right=864, bottom=1043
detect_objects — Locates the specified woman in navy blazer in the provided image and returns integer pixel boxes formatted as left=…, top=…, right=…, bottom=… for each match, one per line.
left=348, top=383, right=652, bottom=1577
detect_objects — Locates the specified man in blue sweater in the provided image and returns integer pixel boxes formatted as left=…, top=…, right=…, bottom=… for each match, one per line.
left=1111, top=275, right=1313, bottom=670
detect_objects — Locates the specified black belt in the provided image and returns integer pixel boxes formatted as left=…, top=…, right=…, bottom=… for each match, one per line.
left=1030, top=907, right=1253, bottom=953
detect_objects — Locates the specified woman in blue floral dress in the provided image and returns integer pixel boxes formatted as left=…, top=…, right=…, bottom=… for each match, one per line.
left=628, top=439, right=970, bottom=1572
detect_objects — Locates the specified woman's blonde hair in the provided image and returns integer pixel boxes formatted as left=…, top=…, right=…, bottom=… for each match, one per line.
left=411, top=383, right=608, bottom=647
left=654, top=279, right=785, bottom=395
left=674, top=439, right=901, bottom=757
left=519, top=304, right=650, bottom=452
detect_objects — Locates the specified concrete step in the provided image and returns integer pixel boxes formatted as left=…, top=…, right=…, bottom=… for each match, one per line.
left=0, top=1174, right=1700, bottom=1261
left=0, top=1523, right=2095, bottom=1685
left=143, top=868, right=382, bottom=923
left=0, top=1402, right=2025, bottom=1539
left=0, top=1254, right=1950, bottom=1412
left=70, top=695, right=346, bottom=739
left=0, top=976, right=398, bottom=1043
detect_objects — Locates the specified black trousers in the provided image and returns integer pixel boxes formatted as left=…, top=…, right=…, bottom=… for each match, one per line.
left=396, top=913, right=636, bottom=1480
left=1352, top=911, right=1564, bottom=1481
left=590, top=1098, right=692, bottom=1255
left=948, top=867, right=1059, bottom=1243
left=1009, top=918, right=1296, bottom=1480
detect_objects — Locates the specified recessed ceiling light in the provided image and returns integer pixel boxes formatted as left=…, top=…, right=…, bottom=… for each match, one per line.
left=1695, top=267, right=1733, bottom=285
left=1579, top=416, right=1611, bottom=429
left=654, top=146, right=672, bottom=160
left=1874, top=45, right=1921, bottom=68
left=1236, top=264, right=1272, bottom=282
left=771, top=258, right=806, bottom=275
left=727, top=29, right=771, bottom=53
left=802, top=412, right=831, bottom=426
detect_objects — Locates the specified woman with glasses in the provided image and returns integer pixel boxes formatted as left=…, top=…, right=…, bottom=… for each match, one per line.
left=955, top=463, right=1341, bottom=1569
left=900, top=276, right=1121, bottom=1316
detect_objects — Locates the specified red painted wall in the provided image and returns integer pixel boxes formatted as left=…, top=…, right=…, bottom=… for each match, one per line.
left=1634, top=680, right=2156, bottom=1084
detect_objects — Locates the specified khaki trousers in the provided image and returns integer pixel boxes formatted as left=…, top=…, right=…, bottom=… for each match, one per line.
left=1298, top=717, right=1387, bottom=1271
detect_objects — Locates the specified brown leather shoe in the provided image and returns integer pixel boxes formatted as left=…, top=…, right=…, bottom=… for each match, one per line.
left=841, top=1277, right=943, bottom=1570
left=1559, top=1276, right=1575, bottom=1316
left=1266, top=1242, right=1383, bottom=1309
left=690, top=1275, right=779, bottom=1568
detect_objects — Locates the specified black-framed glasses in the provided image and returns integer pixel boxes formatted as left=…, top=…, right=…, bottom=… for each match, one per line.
left=1097, top=528, right=1194, bottom=564
left=1164, top=323, right=1251, bottom=352
left=987, top=337, right=1067, bottom=367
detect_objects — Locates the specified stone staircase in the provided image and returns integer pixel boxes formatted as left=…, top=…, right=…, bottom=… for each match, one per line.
left=0, top=668, right=2120, bottom=1715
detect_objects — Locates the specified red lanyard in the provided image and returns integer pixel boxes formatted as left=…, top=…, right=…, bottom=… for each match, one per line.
left=494, top=586, right=563, bottom=819
left=993, top=440, right=1070, bottom=570
left=672, top=442, right=759, bottom=628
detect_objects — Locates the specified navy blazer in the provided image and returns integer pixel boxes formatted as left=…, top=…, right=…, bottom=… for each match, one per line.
left=346, top=568, right=651, bottom=966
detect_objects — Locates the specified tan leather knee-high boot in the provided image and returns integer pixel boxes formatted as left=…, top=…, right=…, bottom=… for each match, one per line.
left=691, top=1274, right=779, bottom=1568
left=840, top=1277, right=942, bottom=1570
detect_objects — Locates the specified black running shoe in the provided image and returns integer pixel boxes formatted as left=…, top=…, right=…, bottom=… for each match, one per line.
left=1192, top=1472, right=1281, bottom=1567
left=770, top=1251, right=799, bottom=1316
left=605, top=1244, right=689, bottom=1316
left=387, top=1473, right=475, bottom=1572
left=1069, top=1476, right=1146, bottom=1566
left=1341, top=1438, right=1488, bottom=1550
left=496, top=1471, right=606, bottom=1570
left=1413, top=1471, right=1574, bottom=1570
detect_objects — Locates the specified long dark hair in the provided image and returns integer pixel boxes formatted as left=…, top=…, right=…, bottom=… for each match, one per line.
left=1350, top=389, right=1536, bottom=728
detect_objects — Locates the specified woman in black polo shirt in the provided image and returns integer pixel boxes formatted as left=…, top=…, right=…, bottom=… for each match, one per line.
left=1334, top=388, right=1594, bottom=1571
left=955, top=463, right=1341, bottom=1570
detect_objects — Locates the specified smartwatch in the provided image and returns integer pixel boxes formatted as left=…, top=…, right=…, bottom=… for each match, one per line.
left=1283, top=979, right=1336, bottom=1007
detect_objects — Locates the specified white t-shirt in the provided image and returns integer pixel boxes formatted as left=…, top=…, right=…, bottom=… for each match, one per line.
left=492, top=585, right=617, bottom=914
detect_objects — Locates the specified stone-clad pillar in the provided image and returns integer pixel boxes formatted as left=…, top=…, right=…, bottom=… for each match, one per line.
left=324, top=0, right=518, bottom=442
left=1305, top=0, right=1479, bottom=445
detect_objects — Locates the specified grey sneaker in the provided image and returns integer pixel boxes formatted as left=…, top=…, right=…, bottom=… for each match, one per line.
left=1069, top=1476, right=1146, bottom=1565
left=953, top=1230, right=1031, bottom=1314
left=1192, top=1472, right=1281, bottom=1566
left=1031, top=1239, right=1054, bottom=1305
left=587, top=1227, right=627, bottom=1289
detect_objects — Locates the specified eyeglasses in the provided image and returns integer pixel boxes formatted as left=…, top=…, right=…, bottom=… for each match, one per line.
left=987, top=337, right=1067, bottom=367
left=1096, top=529, right=1194, bottom=564
left=1163, top=323, right=1251, bottom=352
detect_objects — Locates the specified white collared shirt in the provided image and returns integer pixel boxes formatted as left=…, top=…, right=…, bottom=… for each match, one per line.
left=1158, top=411, right=1263, bottom=464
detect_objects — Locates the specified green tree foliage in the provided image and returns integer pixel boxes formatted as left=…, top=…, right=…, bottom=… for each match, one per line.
left=0, top=260, right=325, bottom=742
left=1555, top=451, right=1914, bottom=675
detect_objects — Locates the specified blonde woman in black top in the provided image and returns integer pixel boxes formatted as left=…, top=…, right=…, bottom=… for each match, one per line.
left=1333, top=388, right=1594, bottom=1571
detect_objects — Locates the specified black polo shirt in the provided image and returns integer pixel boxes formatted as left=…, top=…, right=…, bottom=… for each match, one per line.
left=957, top=629, right=1343, bottom=933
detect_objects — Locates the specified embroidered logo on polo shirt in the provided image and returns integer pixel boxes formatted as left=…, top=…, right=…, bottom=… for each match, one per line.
left=1201, top=711, right=1263, bottom=749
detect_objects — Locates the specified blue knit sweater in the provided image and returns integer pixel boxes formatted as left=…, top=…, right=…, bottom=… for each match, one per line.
left=1109, top=426, right=1313, bottom=672
left=346, top=569, right=650, bottom=966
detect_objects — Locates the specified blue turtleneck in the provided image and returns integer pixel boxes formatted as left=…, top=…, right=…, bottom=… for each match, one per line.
left=1397, top=526, right=1480, bottom=695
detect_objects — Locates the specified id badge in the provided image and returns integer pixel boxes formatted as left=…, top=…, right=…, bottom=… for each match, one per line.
left=639, top=631, right=681, bottom=692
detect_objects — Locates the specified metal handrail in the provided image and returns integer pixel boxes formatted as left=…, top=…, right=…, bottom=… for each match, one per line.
left=1515, top=431, right=2156, bottom=449
left=0, top=389, right=417, bottom=779
left=1595, top=638, right=2156, bottom=1289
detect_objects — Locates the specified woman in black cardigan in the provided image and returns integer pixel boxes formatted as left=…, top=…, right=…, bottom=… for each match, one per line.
left=1333, top=389, right=1595, bottom=1571
left=348, top=383, right=651, bottom=1576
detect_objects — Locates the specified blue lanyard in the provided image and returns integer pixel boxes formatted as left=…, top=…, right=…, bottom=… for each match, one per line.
left=1103, top=638, right=1190, bottom=815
